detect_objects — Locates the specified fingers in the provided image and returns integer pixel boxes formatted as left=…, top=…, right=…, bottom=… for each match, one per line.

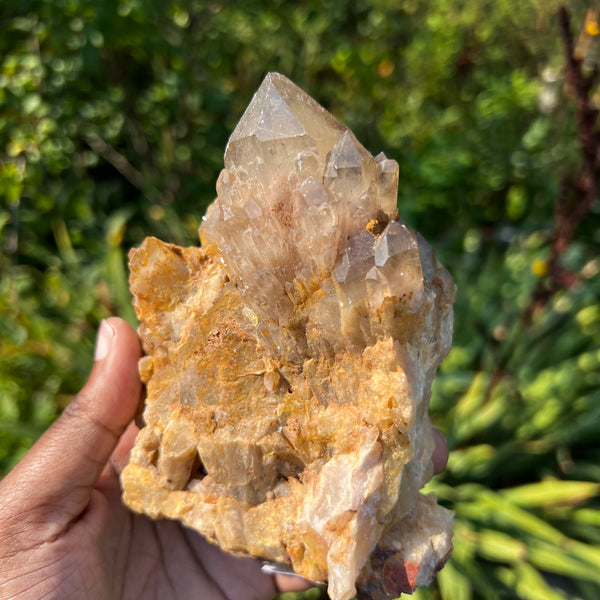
left=274, top=574, right=315, bottom=593
left=110, top=421, right=140, bottom=476
left=1, top=318, right=141, bottom=535
left=181, top=529, right=279, bottom=600
left=432, top=427, right=449, bottom=475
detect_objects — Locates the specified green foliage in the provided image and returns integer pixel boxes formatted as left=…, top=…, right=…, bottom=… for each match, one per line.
left=1, top=0, right=598, bottom=598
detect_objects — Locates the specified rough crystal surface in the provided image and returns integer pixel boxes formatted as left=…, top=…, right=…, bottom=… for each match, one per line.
left=121, top=73, right=456, bottom=600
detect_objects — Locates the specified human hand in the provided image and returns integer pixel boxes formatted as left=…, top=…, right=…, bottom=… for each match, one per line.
left=0, top=318, right=279, bottom=600
left=0, top=317, right=448, bottom=600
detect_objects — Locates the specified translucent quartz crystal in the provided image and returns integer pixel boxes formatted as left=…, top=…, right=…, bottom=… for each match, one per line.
left=122, top=73, right=456, bottom=600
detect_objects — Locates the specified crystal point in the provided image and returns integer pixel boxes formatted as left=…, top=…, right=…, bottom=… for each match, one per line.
left=374, top=220, right=416, bottom=268
left=228, top=76, right=306, bottom=146
left=123, top=73, right=455, bottom=600
left=325, top=130, right=369, bottom=172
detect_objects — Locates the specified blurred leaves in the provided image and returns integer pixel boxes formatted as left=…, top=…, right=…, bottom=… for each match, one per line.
left=0, top=0, right=599, bottom=598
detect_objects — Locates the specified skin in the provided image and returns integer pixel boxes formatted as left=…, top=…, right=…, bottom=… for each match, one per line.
left=0, top=317, right=448, bottom=600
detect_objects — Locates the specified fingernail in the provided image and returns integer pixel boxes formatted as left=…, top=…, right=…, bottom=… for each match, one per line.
left=95, top=319, right=115, bottom=361
left=261, top=562, right=323, bottom=586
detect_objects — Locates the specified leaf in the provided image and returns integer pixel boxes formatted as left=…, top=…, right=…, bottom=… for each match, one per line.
left=501, top=481, right=600, bottom=508
left=513, top=562, right=565, bottom=600
left=438, top=560, right=472, bottom=600
left=528, top=542, right=600, bottom=584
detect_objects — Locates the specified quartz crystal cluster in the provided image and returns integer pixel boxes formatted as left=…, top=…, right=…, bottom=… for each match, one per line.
left=122, top=73, right=456, bottom=600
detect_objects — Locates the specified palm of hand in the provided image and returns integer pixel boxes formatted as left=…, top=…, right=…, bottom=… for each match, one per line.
left=0, top=436, right=276, bottom=600
left=66, top=471, right=274, bottom=600
left=0, top=320, right=277, bottom=600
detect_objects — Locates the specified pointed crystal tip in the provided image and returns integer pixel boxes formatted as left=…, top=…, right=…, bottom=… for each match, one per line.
left=224, top=72, right=351, bottom=170
left=228, top=74, right=305, bottom=146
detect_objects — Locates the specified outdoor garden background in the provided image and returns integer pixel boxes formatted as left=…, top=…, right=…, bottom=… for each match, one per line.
left=0, top=1, right=599, bottom=599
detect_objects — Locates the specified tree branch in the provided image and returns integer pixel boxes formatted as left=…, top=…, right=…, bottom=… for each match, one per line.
left=532, top=5, right=600, bottom=308
left=554, top=5, right=599, bottom=256
left=84, top=135, right=168, bottom=204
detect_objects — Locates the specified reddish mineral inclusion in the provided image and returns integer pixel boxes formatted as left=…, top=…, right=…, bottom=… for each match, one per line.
left=122, top=73, right=455, bottom=600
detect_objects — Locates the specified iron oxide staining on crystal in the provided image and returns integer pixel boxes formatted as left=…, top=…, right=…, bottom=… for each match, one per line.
left=122, top=73, right=455, bottom=600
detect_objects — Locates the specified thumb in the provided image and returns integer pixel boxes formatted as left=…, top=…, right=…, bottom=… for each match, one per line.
left=1, top=317, right=141, bottom=535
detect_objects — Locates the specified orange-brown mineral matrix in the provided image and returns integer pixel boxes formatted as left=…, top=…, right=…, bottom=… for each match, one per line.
left=122, top=73, right=455, bottom=600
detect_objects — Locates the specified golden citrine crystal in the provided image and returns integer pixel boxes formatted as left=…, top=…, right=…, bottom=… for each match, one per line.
left=122, top=73, right=455, bottom=600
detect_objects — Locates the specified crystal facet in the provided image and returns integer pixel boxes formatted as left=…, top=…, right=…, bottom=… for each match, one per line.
left=122, top=73, right=456, bottom=600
